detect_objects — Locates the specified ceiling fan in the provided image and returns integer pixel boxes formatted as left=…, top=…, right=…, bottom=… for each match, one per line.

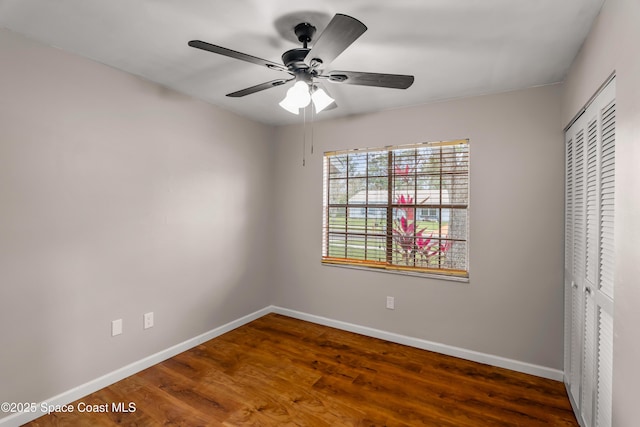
left=188, top=13, right=415, bottom=115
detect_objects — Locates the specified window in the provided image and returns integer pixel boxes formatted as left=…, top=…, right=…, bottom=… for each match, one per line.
left=322, top=139, right=469, bottom=278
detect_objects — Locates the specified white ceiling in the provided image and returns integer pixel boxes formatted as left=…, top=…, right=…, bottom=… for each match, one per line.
left=0, top=0, right=604, bottom=126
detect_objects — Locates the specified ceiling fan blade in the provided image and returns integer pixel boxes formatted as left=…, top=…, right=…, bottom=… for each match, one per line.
left=188, top=40, right=289, bottom=73
left=304, top=14, right=367, bottom=68
left=226, top=78, right=293, bottom=98
left=326, top=71, right=414, bottom=89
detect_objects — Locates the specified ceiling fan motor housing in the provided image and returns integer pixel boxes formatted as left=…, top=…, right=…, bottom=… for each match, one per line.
left=282, top=48, right=310, bottom=70
left=282, top=22, right=324, bottom=77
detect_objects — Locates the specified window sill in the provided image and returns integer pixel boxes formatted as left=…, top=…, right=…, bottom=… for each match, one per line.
left=321, top=261, right=470, bottom=283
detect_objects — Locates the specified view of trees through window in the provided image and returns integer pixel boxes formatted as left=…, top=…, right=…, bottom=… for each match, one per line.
left=322, top=140, right=469, bottom=277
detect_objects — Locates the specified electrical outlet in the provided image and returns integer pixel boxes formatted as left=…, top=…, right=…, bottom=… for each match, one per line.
left=111, top=319, right=123, bottom=336
left=144, top=312, right=154, bottom=329
left=386, top=296, right=395, bottom=310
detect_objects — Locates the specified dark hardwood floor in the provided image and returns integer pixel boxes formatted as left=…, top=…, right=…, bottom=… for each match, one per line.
left=26, top=313, right=578, bottom=426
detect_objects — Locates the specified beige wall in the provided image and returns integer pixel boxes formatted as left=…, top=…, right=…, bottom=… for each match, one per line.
left=272, top=84, right=565, bottom=369
left=0, top=28, right=274, bottom=408
left=561, top=0, right=640, bottom=425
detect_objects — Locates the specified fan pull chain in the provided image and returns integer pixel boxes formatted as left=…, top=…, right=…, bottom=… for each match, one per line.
left=311, top=100, right=315, bottom=155
left=302, top=106, right=307, bottom=167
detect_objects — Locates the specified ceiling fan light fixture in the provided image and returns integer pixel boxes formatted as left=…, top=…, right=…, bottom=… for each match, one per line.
left=279, top=96, right=300, bottom=115
left=289, top=81, right=312, bottom=108
left=311, top=87, right=335, bottom=113
left=279, top=80, right=312, bottom=114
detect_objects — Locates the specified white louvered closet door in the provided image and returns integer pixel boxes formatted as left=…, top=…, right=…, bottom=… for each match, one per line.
left=595, top=83, right=615, bottom=427
left=564, top=77, right=615, bottom=427
left=563, top=128, right=574, bottom=399
left=565, top=113, right=586, bottom=410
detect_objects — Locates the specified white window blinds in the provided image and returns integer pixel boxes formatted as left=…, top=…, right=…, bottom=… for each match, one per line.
left=322, top=139, right=469, bottom=278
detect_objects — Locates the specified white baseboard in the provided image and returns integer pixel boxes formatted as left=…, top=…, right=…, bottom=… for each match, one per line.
left=0, top=306, right=271, bottom=427
left=1, top=304, right=563, bottom=426
left=270, top=306, right=564, bottom=382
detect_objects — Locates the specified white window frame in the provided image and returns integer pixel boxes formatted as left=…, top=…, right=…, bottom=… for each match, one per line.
left=322, top=139, right=470, bottom=280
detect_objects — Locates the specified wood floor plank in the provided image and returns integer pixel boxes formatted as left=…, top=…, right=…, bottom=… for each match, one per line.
left=24, top=313, right=578, bottom=426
